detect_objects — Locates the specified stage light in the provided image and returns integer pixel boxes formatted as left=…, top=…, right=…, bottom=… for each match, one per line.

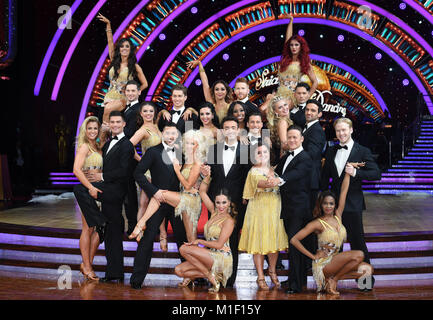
left=159, top=33, right=166, bottom=40
left=338, top=34, right=345, bottom=42
left=195, top=79, right=202, bottom=86
left=298, top=29, right=305, bottom=36
left=403, top=79, right=409, bottom=86
left=191, top=7, right=198, bottom=14
left=389, top=68, right=393, bottom=71
left=319, top=34, right=324, bottom=38
left=399, top=3, right=406, bottom=10
left=242, top=46, right=246, bottom=50
left=223, top=53, right=229, bottom=61
left=259, top=35, right=266, bottom=42
left=375, top=53, right=382, bottom=60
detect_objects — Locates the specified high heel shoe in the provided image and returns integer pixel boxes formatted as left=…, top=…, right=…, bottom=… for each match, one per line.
left=160, top=236, right=168, bottom=253
left=325, top=278, right=340, bottom=295
left=268, top=271, right=280, bottom=288
left=208, top=272, right=221, bottom=293
left=80, top=263, right=99, bottom=281
left=129, top=224, right=145, bottom=242
left=256, top=278, right=269, bottom=291
left=178, top=278, right=194, bottom=288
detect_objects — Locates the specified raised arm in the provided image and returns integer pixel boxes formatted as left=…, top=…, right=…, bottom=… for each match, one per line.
left=186, top=60, right=213, bottom=103
left=306, top=65, right=318, bottom=98
left=284, top=14, right=294, bottom=44
left=97, top=13, right=114, bottom=60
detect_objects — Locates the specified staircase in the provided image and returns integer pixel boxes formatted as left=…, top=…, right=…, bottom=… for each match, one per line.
left=363, top=118, right=433, bottom=194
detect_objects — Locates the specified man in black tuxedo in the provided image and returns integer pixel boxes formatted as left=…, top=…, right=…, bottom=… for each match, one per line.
left=158, top=83, right=199, bottom=135
left=320, top=118, right=381, bottom=288
left=130, top=122, right=188, bottom=289
left=302, top=99, right=326, bottom=210
left=291, top=82, right=310, bottom=127
left=76, top=111, right=135, bottom=283
left=233, top=77, right=260, bottom=115
left=273, top=125, right=313, bottom=293
left=204, top=116, right=250, bottom=287
left=122, top=80, right=141, bottom=235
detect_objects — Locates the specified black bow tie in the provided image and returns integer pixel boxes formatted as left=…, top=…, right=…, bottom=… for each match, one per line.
left=111, top=136, right=118, bottom=140
left=173, top=110, right=182, bottom=115
left=287, top=151, right=295, bottom=157
left=126, top=104, right=131, bottom=108
left=336, top=144, right=348, bottom=150
left=166, top=147, right=175, bottom=153
left=225, top=145, right=235, bottom=151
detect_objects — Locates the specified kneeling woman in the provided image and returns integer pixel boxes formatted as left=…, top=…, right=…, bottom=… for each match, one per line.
left=174, top=181, right=236, bottom=293
left=290, top=163, right=374, bottom=295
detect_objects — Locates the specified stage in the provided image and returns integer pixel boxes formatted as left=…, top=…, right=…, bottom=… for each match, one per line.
left=0, top=192, right=432, bottom=300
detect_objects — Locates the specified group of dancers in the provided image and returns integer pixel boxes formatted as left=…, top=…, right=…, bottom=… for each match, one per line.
left=72, top=13, right=381, bottom=295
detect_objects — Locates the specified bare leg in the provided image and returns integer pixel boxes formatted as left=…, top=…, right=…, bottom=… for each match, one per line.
left=103, top=99, right=126, bottom=124
left=179, top=244, right=216, bottom=286
left=89, top=229, right=100, bottom=264
left=182, top=211, right=196, bottom=242
left=159, top=219, right=168, bottom=252
left=267, top=252, right=280, bottom=287
left=253, top=254, right=269, bottom=290
left=137, top=190, right=149, bottom=221
left=79, top=214, right=93, bottom=272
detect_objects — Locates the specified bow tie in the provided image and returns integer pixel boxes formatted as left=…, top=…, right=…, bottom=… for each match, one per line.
left=126, top=104, right=131, bottom=108
left=166, top=147, right=175, bottom=153
left=303, top=124, right=308, bottom=131
left=173, top=110, right=182, bottom=115
left=225, top=145, right=235, bottom=151
left=336, top=144, right=348, bottom=150
left=111, top=136, right=118, bottom=140
left=287, top=151, right=295, bottom=157
left=250, top=136, right=260, bottom=142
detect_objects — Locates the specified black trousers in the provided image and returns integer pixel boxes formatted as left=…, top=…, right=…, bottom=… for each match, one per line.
left=74, top=182, right=126, bottom=278
left=130, top=203, right=187, bottom=286
left=342, top=210, right=371, bottom=263
left=123, top=168, right=138, bottom=231
left=283, top=214, right=312, bottom=292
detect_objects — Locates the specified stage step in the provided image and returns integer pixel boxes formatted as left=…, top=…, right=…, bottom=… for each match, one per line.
left=0, top=223, right=432, bottom=283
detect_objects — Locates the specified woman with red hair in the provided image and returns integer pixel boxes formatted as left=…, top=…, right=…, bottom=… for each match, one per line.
left=276, top=15, right=318, bottom=103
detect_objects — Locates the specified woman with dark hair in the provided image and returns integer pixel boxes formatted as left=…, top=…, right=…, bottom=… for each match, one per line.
left=97, top=13, right=148, bottom=124
left=186, top=60, right=233, bottom=124
left=129, top=102, right=167, bottom=251
left=238, top=143, right=288, bottom=290
left=73, top=116, right=107, bottom=281
left=276, top=14, right=318, bottom=103
left=290, top=163, right=374, bottom=295
left=174, top=179, right=235, bottom=293
left=198, top=102, right=222, bottom=145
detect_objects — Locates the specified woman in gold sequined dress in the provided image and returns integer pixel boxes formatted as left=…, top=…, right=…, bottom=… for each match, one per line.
left=290, top=163, right=374, bottom=295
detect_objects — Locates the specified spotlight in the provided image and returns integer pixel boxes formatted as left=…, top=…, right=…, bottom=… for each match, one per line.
left=298, top=29, right=305, bottom=36
left=195, top=79, right=202, bottom=86
left=222, top=53, right=229, bottom=61
left=338, top=35, right=344, bottom=42
left=319, top=34, right=324, bottom=38
left=399, top=3, right=406, bottom=10
left=191, top=7, right=198, bottom=14
left=389, top=68, right=393, bottom=71
left=375, top=53, right=382, bottom=60
left=159, top=33, right=166, bottom=40
left=402, top=79, right=409, bottom=86
left=259, top=35, right=266, bottom=42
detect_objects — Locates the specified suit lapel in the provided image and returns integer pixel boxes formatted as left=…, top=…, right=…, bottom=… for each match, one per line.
left=226, top=142, right=241, bottom=178
left=104, top=136, right=125, bottom=161
left=347, top=142, right=360, bottom=163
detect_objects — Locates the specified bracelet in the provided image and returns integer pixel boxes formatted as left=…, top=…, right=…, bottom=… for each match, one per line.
left=199, top=68, right=205, bottom=72
left=106, top=29, right=112, bottom=33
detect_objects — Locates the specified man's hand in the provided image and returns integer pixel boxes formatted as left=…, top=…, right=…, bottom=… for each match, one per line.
left=89, top=186, right=103, bottom=199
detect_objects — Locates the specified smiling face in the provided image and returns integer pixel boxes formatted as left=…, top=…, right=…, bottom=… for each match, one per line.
left=273, top=99, right=290, bottom=117
left=289, top=39, right=301, bottom=56
left=321, top=195, right=336, bottom=216
left=222, top=120, right=239, bottom=143
left=199, top=107, right=213, bottom=126
left=125, top=84, right=140, bottom=103
left=184, top=136, right=197, bottom=158
left=247, top=115, right=263, bottom=136
left=215, top=194, right=230, bottom=214
left=214, top=83, right=228, bottom=101
left=119, top=40, right=131, bottom=57
left=254, top=145, right=270, bottom=166
left=232, top=103, right=245, bottom=123
left=140, top=104, right=155, bottom=123
left=234, top=82, right=249, bottom=100
left=162, top=125, right=179, bottom=146
left=109, top=115, right=125, bottom=136
left=335, top=122, right=353, bottom=145
left=171, top=89, right=187, bottom=109
left=305, top=103, right=322, bottom=123
left=287, top=128, right=304, bottom=151
left=86, top=121, right=99, bottom=142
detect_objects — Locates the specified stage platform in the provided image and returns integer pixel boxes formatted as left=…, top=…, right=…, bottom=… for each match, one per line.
left=0, top=192, right=432, bottom=300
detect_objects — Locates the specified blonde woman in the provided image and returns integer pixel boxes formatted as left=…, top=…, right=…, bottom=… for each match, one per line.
left=73, top=116, right=107, bottom=281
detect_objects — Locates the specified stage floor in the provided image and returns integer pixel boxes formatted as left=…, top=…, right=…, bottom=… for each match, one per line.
left=1, top=192, right=433, bottom=233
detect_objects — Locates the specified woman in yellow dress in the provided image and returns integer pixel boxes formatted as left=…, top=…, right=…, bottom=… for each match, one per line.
left=174, top=182, right=235, bottom=293
left=73, top=116, right=107, bottom=281
left=239, top=143, right=288, bottom=290
left=97, top=13, right=148, bottom=124
left=129, top=102, right=170, bottom=251
left=197, top=102, right=223, bottom=147
left=186, top=60, right=233, bottom=124
left=290, top=164, right=374, bottom=295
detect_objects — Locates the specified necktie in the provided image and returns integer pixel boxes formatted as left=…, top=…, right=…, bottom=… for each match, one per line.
left=225, top=145, right=235, bottom=151
left=287, top=151, right=294, bottom=157
left=336, top=144, right=348, bottom=150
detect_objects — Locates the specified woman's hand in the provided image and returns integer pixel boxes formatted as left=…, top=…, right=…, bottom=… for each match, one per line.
left=162, top=110, right=172, bottom=121
left=182, top=108, right=192, bottom=121
left=313, top=249, right=328, bottom=260
left=97, top=13, right=110, bottom=25
left=200, top=164, right=211, bottom=177
left=172, top=158, right=181, bottom=172
left=186, top=60, right=201, bottom=69
left=184, top=239, right=201, bottom=246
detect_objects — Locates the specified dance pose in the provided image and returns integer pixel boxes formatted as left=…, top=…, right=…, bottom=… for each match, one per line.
left=238, top=143, right=288, bottom=290
left=97, top=13, right=148, bottom=124
left=186, top=60, right=233, bottom=123
left=291, top=164, right=374, bottom=295
left=73, top=116, right=107, bottom=281
left=129, top=130, right=208, bottom=243
left=174, top=184, right=235, bottom=293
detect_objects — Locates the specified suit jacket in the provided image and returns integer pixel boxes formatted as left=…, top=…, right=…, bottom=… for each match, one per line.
left=158, top=107, right=200, bottom=134
left=244, top=100, right=260, bottom=115
left=302, top=121, right=326, bottom=189
left=275, top=150, right=312, bottom=219
left=207, top=142, right=251, bottom=204
left=102, top=135, right=135, bottom=197
left=320, top=141, right=381, bottom=212
left=291, top=105, right=306, bottom=128
left=123, top=102, right=141, bottom=139
left=134, top=143, right=182, bottom=198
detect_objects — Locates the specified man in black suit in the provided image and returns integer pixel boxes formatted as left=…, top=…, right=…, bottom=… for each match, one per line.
left=130, top=122, right=188, bottom=289
left=291, top=82, right=310, bottom=127
left=233, top=77, right=260, bottom=115
left=122, top=80, right=141, bottom=235
left=204, top=116, right=250, bottom=287
left=302, top=99, right=326, bottom=210
left=273, top=125, right=313, bottom=293
left=320, top=118, right=381, bottom=289
left=76, top=111, right=135, bottom=283
left=158, top=83, right=199, bottom=135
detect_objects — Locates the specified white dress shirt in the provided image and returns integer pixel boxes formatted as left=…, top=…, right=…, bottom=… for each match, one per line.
left=162, top=141, right=177, bottom=163
left=125, top=99, right=139, bottom=113
left=171, top=106, right=185, bottom=124
left=248, top=133, right=261, bottom=145
left=223, top=142, right=238, bottom=176
left=102, top=132, right=125, bottom=181
left=279, top=145, right=304, bottom=186
left=291, top=102, right=306, bottom=114
left=335, top=138, right=355, bottom=177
